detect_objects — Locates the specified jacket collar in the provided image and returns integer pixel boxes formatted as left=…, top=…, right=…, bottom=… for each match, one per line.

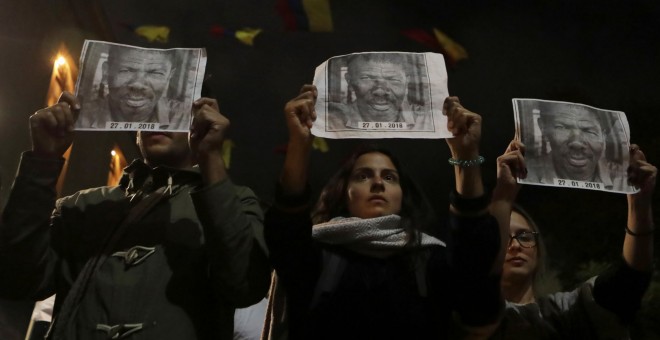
left=119, top=159, right=200, bottom=194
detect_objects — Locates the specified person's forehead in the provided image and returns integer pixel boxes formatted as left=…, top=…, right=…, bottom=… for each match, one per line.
left=510, top=211, right=533, bottom=232
left=549, top=107, right=599, bottom=122
left=350, top=59, right=405, bottom=73
left=111, top=50, right=172, bottom=66
left=554, top=106, right=597, bottom=120
left=353, top=152, right=397, bottom=171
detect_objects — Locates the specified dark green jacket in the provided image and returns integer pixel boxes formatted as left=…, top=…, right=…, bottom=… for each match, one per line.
left=0, top=152, right=270, bottom=339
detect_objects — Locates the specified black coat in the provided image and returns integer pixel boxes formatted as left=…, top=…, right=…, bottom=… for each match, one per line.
left=0, top=153, right=270, bottom=339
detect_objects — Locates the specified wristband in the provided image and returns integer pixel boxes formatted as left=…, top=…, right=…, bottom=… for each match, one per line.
left=448, top=155, right=485, bottom=167
left=449, top=189, right=490, bottom=213
left=624, top=225, right=655, bottom=237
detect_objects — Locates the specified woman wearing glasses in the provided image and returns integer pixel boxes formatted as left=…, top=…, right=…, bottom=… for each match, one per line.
left=490, top=140, right=655, bottom=338
left=500, top=205, right=546, bottom=305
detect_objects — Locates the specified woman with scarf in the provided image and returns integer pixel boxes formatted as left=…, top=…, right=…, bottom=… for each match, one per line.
left=263, top=85, right=506, bottom=339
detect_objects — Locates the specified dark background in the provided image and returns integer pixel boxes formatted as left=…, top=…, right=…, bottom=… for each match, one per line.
left=1, top=0, right=659, bottom=338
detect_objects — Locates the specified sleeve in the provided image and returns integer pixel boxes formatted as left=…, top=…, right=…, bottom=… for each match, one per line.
left=538, top=276, right=632, bottom=339
left=592, top=258, right=652, bottom=323
left=262, top=185, right=321, bottom=307
left=190, top=179, right=271, bottom=308
left=447, top=212, right=504, bottom=327
left=0, top=152, right=64, bottom=300
left=490, top=261, right=650, bottom=339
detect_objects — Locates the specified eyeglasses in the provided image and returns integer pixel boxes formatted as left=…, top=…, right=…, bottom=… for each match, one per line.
left=509, top=231, right=539, bottom=248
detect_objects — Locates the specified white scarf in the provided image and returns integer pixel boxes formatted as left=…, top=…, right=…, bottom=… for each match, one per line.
left=311, top=214, right=445, bottom=258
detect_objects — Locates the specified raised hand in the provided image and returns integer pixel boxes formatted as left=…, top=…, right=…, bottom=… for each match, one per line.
left=29, top=92, right=80, bottom=158
left=489, top=140, right=527, bottom=276
left=444, top=96, right=481, bottom=160
left=189, top=97, right=230, bottom=184
left=280, top=85, right=318, bottom=197
left=444, top=96, right=484, bottom=199
left=284, top=84, right=317, bottom=145
left=623, top=145, right=656, bottom=271
left=628, top=144, right=657, bottom=201
left=493, top=140, right=527, bottom=203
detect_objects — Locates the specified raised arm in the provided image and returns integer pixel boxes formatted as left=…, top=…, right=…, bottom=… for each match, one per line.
left=188, top=97, right=270, bottom=306
left=623, top=144, right=655, bottom=271
left=0, top=92, right=79, bottom=299
left=263, top=85, right=321, bottom=312
left=30, top=92, right=80, bottom=160
left=189, top=97, right=230, bottom=185
left=591, top=144, right=655, bottom=324
left=490, top=140, right=527, bottom=269
left=443, top=97, right=503, bottom=338
left=444, top=97, right=485, bottom=210
left=280, top=84, right=317, bottom=198
left=266, top=84, right=319, bottom=263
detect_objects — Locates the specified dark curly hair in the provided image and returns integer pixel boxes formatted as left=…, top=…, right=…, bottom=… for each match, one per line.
left=311, top=144, right=435, bottom=246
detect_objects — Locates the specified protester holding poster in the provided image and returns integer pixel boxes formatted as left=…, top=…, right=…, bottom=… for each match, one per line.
left=0, top=86, right=269, bottom=339
left=489, top=140, right=655, bottom=338
left=263, top=85, right=505, bottom=339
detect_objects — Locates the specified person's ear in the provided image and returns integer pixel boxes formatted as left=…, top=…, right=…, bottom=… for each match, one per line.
left=536, top=116, right=547, bottom=132
left=168, top=68, right=176, bottom=82
left=102, top=61, right=108, bottom=83
left=344, top=71, right=351, bottom=85
left=403, top=75, right=410, bottom=97
left=536, top=117, right=550, bottom=154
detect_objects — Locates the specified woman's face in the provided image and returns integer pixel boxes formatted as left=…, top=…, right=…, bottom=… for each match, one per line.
left=346, top=152, right=403, bottom=219
left=503, top=211, right=538, bottom=281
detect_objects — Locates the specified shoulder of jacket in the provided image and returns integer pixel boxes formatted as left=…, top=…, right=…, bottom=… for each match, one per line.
left=57, top=185, right=125, bottom=208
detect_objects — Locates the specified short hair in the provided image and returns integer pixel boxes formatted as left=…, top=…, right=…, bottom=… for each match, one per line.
left=345, top=53, right=411, bottom=76
left=106, top=45, right=179, bottom=71
left=537, top=101, right=614, bottom=134
left=312, top=144, right=435, bottom=246
left=511, top=204, right=547, bottom=297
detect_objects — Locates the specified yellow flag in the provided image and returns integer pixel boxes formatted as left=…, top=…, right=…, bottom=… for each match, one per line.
left=312, top=137, right=329, bottom=153
left=235, top=28, right=263, bottom=46
left=433, top=28, right=468, bottom=62
left=302, top=0, right=333, bottom=32
left=222, top=140, right=235, bottom=169
left=135, top=25, right=170, bottom=43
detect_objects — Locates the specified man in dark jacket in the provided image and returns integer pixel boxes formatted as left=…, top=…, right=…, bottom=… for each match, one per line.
left=0, top=92, right=270, bottom=339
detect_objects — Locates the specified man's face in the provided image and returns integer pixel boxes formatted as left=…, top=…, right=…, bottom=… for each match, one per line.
left=136, top=131, right=192, bottom=168
left=105, top=50, right=173, bottom=121
left=345, top=59, right=408, bottom=121
left=540, top=107, right=605, bottom=181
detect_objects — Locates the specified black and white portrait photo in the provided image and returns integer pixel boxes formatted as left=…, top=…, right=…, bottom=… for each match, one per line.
left=311, top=52, right=451, bottom=139
left=513, top=99, right=635, bottom=193
left=74, top=40, right=207, bottom=132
